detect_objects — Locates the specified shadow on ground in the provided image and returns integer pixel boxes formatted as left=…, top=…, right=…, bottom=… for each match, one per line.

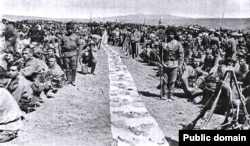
left=138, top=91, right=161, bottom=99
left=139, top=89, right=186, bottom=97
left=166, top=137, right=179, bottom=146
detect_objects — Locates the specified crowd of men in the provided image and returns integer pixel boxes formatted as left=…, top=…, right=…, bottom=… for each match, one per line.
left=108, top=22, right=250, bottom=121
left=1, top=18, right=250, bottom=141
left=109, top=23, right=250, bottom=99
left=110, top=22, right=250, bottom=128
left=0, top=19, right=103, bottom=142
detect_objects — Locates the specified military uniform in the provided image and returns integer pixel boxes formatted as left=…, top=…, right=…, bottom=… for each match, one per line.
left=235, top=61, right=249, bottom=81
left=131, top=30, right=141, bottom=59
left=6, top=74, right=35, bottom=112
left=7, top=74, right=33, bottom=103
left=48, top=63, right=65, bottom=88
left=45, top=54, right=63, bottom=69
left=20, top=57, right=48, bottom=106
left=181, top=65, right=207, bottom=98
left=225, top=37, right=237, bottom=59
left=80, top=44, right=97, bottom=74
left=61, top=23, right=81, bottom=85
left=0, top=87, right=23, bottom=142
left=20, top=57, right=48, bottom=80
left=4, top=23, right=18, bottom=53
left=161, top=39, right=184, bottom=99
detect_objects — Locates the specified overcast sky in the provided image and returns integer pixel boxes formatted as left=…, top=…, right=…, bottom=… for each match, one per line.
left=0, top=0, right=249, bottom=18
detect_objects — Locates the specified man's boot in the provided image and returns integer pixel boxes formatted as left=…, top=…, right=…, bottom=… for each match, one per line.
left=71, top=70, right=77, bottom=86
left=90, top=60, right=97, bottom=74
left=65, top=71, right=72, bottom=84
left=46, top=90, right=56, bottom=98
left=168, top=83, right=176, bottom=101
left=161, top=85, right=168, bottom=100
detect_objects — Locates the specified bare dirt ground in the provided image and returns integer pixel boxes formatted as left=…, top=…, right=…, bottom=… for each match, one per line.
left=114, top=46, right=224, bottom=142
left=6, top=49, right=113, bottom=146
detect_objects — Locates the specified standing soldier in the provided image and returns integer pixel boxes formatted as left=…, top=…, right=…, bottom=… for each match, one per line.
left=159, top=27, right=184, bottom=101
left=61, top=22, right=81, bottom=86
left=225, top=32, right=237, bottom=60
left=134, top=27, right=141, bottom=59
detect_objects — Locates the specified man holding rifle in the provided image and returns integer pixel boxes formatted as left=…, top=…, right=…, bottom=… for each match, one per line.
left=159, top=26, right=184, bottom=101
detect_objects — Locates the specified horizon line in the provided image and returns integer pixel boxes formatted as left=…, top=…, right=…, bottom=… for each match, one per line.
left=2, top=13, right=250, bottom=20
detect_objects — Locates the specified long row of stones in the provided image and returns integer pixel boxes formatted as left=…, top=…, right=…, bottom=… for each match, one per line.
left=103, top=44, right=169, bottom=146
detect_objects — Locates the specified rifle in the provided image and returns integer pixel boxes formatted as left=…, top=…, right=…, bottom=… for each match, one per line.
left=159, top=42, right=164, bottom=100
left=183, top=71, right=229, bottom=130
left=184, top=68, right=250, bottom=130
left=159, top=63, right=163, bottom=100
left=175, top=63, right=185, bottom=88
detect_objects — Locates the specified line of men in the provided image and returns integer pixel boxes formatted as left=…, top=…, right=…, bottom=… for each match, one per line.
left=0, top=19, right=102, bottom=142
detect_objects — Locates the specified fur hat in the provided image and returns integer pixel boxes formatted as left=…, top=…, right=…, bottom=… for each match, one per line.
left=165, top=26, right=177, bottom=36
left=66, top=22, right=75, bottom=30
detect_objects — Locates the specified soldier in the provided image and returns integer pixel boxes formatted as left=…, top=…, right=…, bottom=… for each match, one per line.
left=235, top=55, right=249, bottom=82
left=47, top=57, right=64, bottom=81
left=20, top=47, right=48, bottom=104
left=79, top=42, right=97, bottom=74
left=20, top=47, right=48, bottom=80
left=112, top=28, right=120, bottom=46
left=181, top=56, right=208, bottom=102
left=45, top=57, right=65, bottom=98
left=201, top=57, right=239, bottom=114
left=225, top=32, right=237, bottom=60
left=3, top=22, right=18, bottom=54
left=28, top=24, right=39, bottom=43
left=45, top=47, right=63, bottom=69
left=61, top=22, right=81, bottom=86
left=134, top=27, right=141, bottom=59
left=0, top=87, right=23, bottom=143
left=130, top=28, right=141, bottom=59
left=6, top=64, right=35, bottom=112
left=202, top=44, right=221, bottom=73
left=159, top=27, right=184, bottom=101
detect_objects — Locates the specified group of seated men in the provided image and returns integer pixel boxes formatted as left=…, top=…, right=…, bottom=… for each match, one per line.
left=109, top=24, right=250, bottom=112
left=1, top=20, right=103, bottom=112
left=0, top=19, right=103, bottom=142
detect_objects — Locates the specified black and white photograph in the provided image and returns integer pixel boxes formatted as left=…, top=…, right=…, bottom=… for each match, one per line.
left=0, top=0, right=250, bottom=146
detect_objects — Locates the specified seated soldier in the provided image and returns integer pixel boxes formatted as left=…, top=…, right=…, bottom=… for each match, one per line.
left=91, top=34, right=102, bottom=49
left=139, top=43, right=151, bottom=63
left=6, top=64, right=36, bottom=112
left=20, top=47, right=49, bottom=102
left=0, top=51, right=8, bottom=71
left=203, top=58, right=235, bottom=103
left=45, top=47, right=63, bottom=69
left=234, top=55, right=249, bottom=82
left=79, top=42, right=97, bottom=74
left=4, top=51, right=24, bottom=69
left=145, top=42, right=160, bottom=65
left=32, top=43, right=45, bottom=61
left=202, top=57, right=248, bottom=123
left=4, top=51, right=14, bottom=68
left=20, top=47, right=48, bottom=79
left=0, top=87, right=23, bottom=143
left=181, top=56, right=208, bottom=102
left=0, top=69, right=9, bottom=88
left=45, top=56, right=65, bottom=98
left=241, top=60, right=250, bottom=99
left=202, top=44, right=221, bottom=73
